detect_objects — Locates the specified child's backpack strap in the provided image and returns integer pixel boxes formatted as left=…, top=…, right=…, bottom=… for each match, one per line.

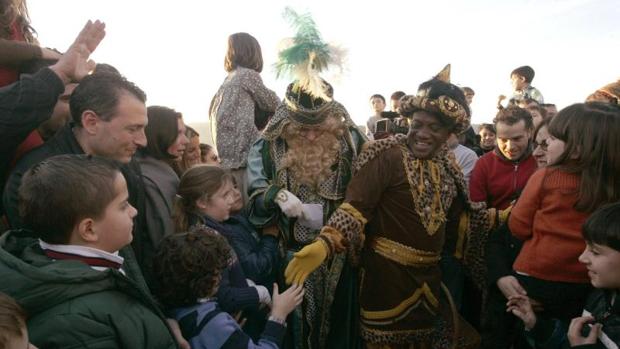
left=178, top=305, right=223, bottom=340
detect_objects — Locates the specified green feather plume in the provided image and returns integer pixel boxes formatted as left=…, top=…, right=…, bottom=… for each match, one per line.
left=275, top=7, right=344, bottom=100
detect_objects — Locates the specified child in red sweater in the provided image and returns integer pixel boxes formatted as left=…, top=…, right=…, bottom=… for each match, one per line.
left=509, top=102, right=620, bottom=323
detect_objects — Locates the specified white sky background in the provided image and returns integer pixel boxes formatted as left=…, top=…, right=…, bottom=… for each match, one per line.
left=29, top=0, right=620, bottom=143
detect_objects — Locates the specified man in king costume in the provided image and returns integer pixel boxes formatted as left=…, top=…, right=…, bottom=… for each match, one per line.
left=246, top=8, right=366, bottom=349
left=285, top=65, right=500, bottom=349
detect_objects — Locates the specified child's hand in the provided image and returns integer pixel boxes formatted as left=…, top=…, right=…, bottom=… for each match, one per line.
left=270, top=283, right=304, bottom=320
left=568, top=316, right=601, bottom=346
left=233, top=311, right=247, bottom=328
left=506, top=294, right=537, bottom=330
left=497, top=275, right=527, bottom=299
left=165, top=318, right=190, bottom=349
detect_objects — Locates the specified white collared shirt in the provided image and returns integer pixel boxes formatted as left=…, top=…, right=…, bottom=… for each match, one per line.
left=39, top=240, right=126, bottom=275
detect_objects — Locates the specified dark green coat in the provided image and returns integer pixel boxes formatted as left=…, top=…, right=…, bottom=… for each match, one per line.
left=0, top=230, right=178, bottom=349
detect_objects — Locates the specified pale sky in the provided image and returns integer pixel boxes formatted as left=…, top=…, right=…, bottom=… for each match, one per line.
left=30, top=0, right=620, bottom=143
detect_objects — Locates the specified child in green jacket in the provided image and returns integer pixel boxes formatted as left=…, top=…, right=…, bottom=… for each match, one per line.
left=0, top=155, right=178, bottom=348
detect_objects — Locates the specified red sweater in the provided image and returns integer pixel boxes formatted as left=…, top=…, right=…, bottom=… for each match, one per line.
left=469, top=150, right=537, bottom=209
left=509, top=168, right=590, bottom=283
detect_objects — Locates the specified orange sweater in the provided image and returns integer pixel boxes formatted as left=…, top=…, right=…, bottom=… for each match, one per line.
left=509, top=168, right=590, bottom=283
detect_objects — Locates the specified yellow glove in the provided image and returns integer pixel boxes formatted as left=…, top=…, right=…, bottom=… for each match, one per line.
left=284, top=239, right=328, bottom=285
left=499, top=205, right=513, bottom=225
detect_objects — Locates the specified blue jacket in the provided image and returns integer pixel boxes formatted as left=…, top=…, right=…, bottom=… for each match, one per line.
left=173, top=300, right=285, bottom=349
left=222, top=213, right=280, bottom=288
left=188, top=214, right=260, bottom=313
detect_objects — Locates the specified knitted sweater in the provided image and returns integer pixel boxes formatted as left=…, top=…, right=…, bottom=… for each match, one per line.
left=469, top=149, right=537, bottom=210
left=509, top=168, right=590, bottom=283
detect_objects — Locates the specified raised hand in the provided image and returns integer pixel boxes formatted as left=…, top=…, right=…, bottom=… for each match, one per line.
left=50, top=20, right=106, bottom=84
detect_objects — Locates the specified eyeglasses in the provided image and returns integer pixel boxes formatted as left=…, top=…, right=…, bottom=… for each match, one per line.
left=533, top=139, right=548, bottom=151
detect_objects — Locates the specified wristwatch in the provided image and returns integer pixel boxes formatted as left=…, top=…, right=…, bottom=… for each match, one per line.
left=276, top=190, right=288, bottom=203
left=268, top=315, right=287, bottom=327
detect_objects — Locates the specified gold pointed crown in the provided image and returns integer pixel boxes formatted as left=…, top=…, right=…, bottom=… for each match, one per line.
left=399, top=64, right=471, bottom=134
left=434, top=64, right=451, bottom=83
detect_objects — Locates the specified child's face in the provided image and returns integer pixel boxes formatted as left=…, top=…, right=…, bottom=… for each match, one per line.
left=370, top=97, right=385, bottom=113
left=545, top=134, right=566, bottom=165
left=230, top=184, right=243, bottom=214
left=92, top=174, right=137, bottom=253
left=479, top=129, right=496, bottom=149
left=390, top=99, right=400, bottom=112
left=199, top=180, right=235, bottom=222
left=579, top=242, right=620, bottom=289
left=511, top=74, right=526, bottom=91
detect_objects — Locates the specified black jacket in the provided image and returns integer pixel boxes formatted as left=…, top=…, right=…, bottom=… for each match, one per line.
left=0, top=68, right=64, bottom=194
left=2, top=124, right=151, bottom=282
left=486, top=222, right=524, bottom=287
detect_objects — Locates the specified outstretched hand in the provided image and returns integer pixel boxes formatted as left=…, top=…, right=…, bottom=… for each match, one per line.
left=270, top=283, right=304, bottom=320
left=50, top=20, right=106, bottom=84
left=284, top=240, right=327, bottom=285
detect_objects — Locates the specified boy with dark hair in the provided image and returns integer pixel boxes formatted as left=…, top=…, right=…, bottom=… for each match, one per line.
left=508, top=202, right=620, bottom=348
left=0, top=155, right=177, bottom=348
left=366, top=94, right=386, bottom=139
left=153, top=225, right=304, bottom=349
left=510, top=65, right=544, bottom=104
left=462, top=86, right=475, bottom=105
left=389, top=90, right=406, bottom=112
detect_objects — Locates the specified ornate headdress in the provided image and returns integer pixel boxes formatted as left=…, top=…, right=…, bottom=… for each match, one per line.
left=399, top=64, right=471, bottom=134
left=263, top=7, right=355, bottom=139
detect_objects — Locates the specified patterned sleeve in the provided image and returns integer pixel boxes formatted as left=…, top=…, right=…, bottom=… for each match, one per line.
left=240, top=69, right=280, bottom=113
left=461, top=200, right=498, bottom=291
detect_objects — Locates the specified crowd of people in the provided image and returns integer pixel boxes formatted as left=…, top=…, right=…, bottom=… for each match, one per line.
left=1, top=3, right=620, bottom=349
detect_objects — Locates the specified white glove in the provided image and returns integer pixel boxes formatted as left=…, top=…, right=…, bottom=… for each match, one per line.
left=254, top=285, right=272, bottom=307
left=274, top=189, right=303, bottom=218
left=245, top=278, right=256, bottom=287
